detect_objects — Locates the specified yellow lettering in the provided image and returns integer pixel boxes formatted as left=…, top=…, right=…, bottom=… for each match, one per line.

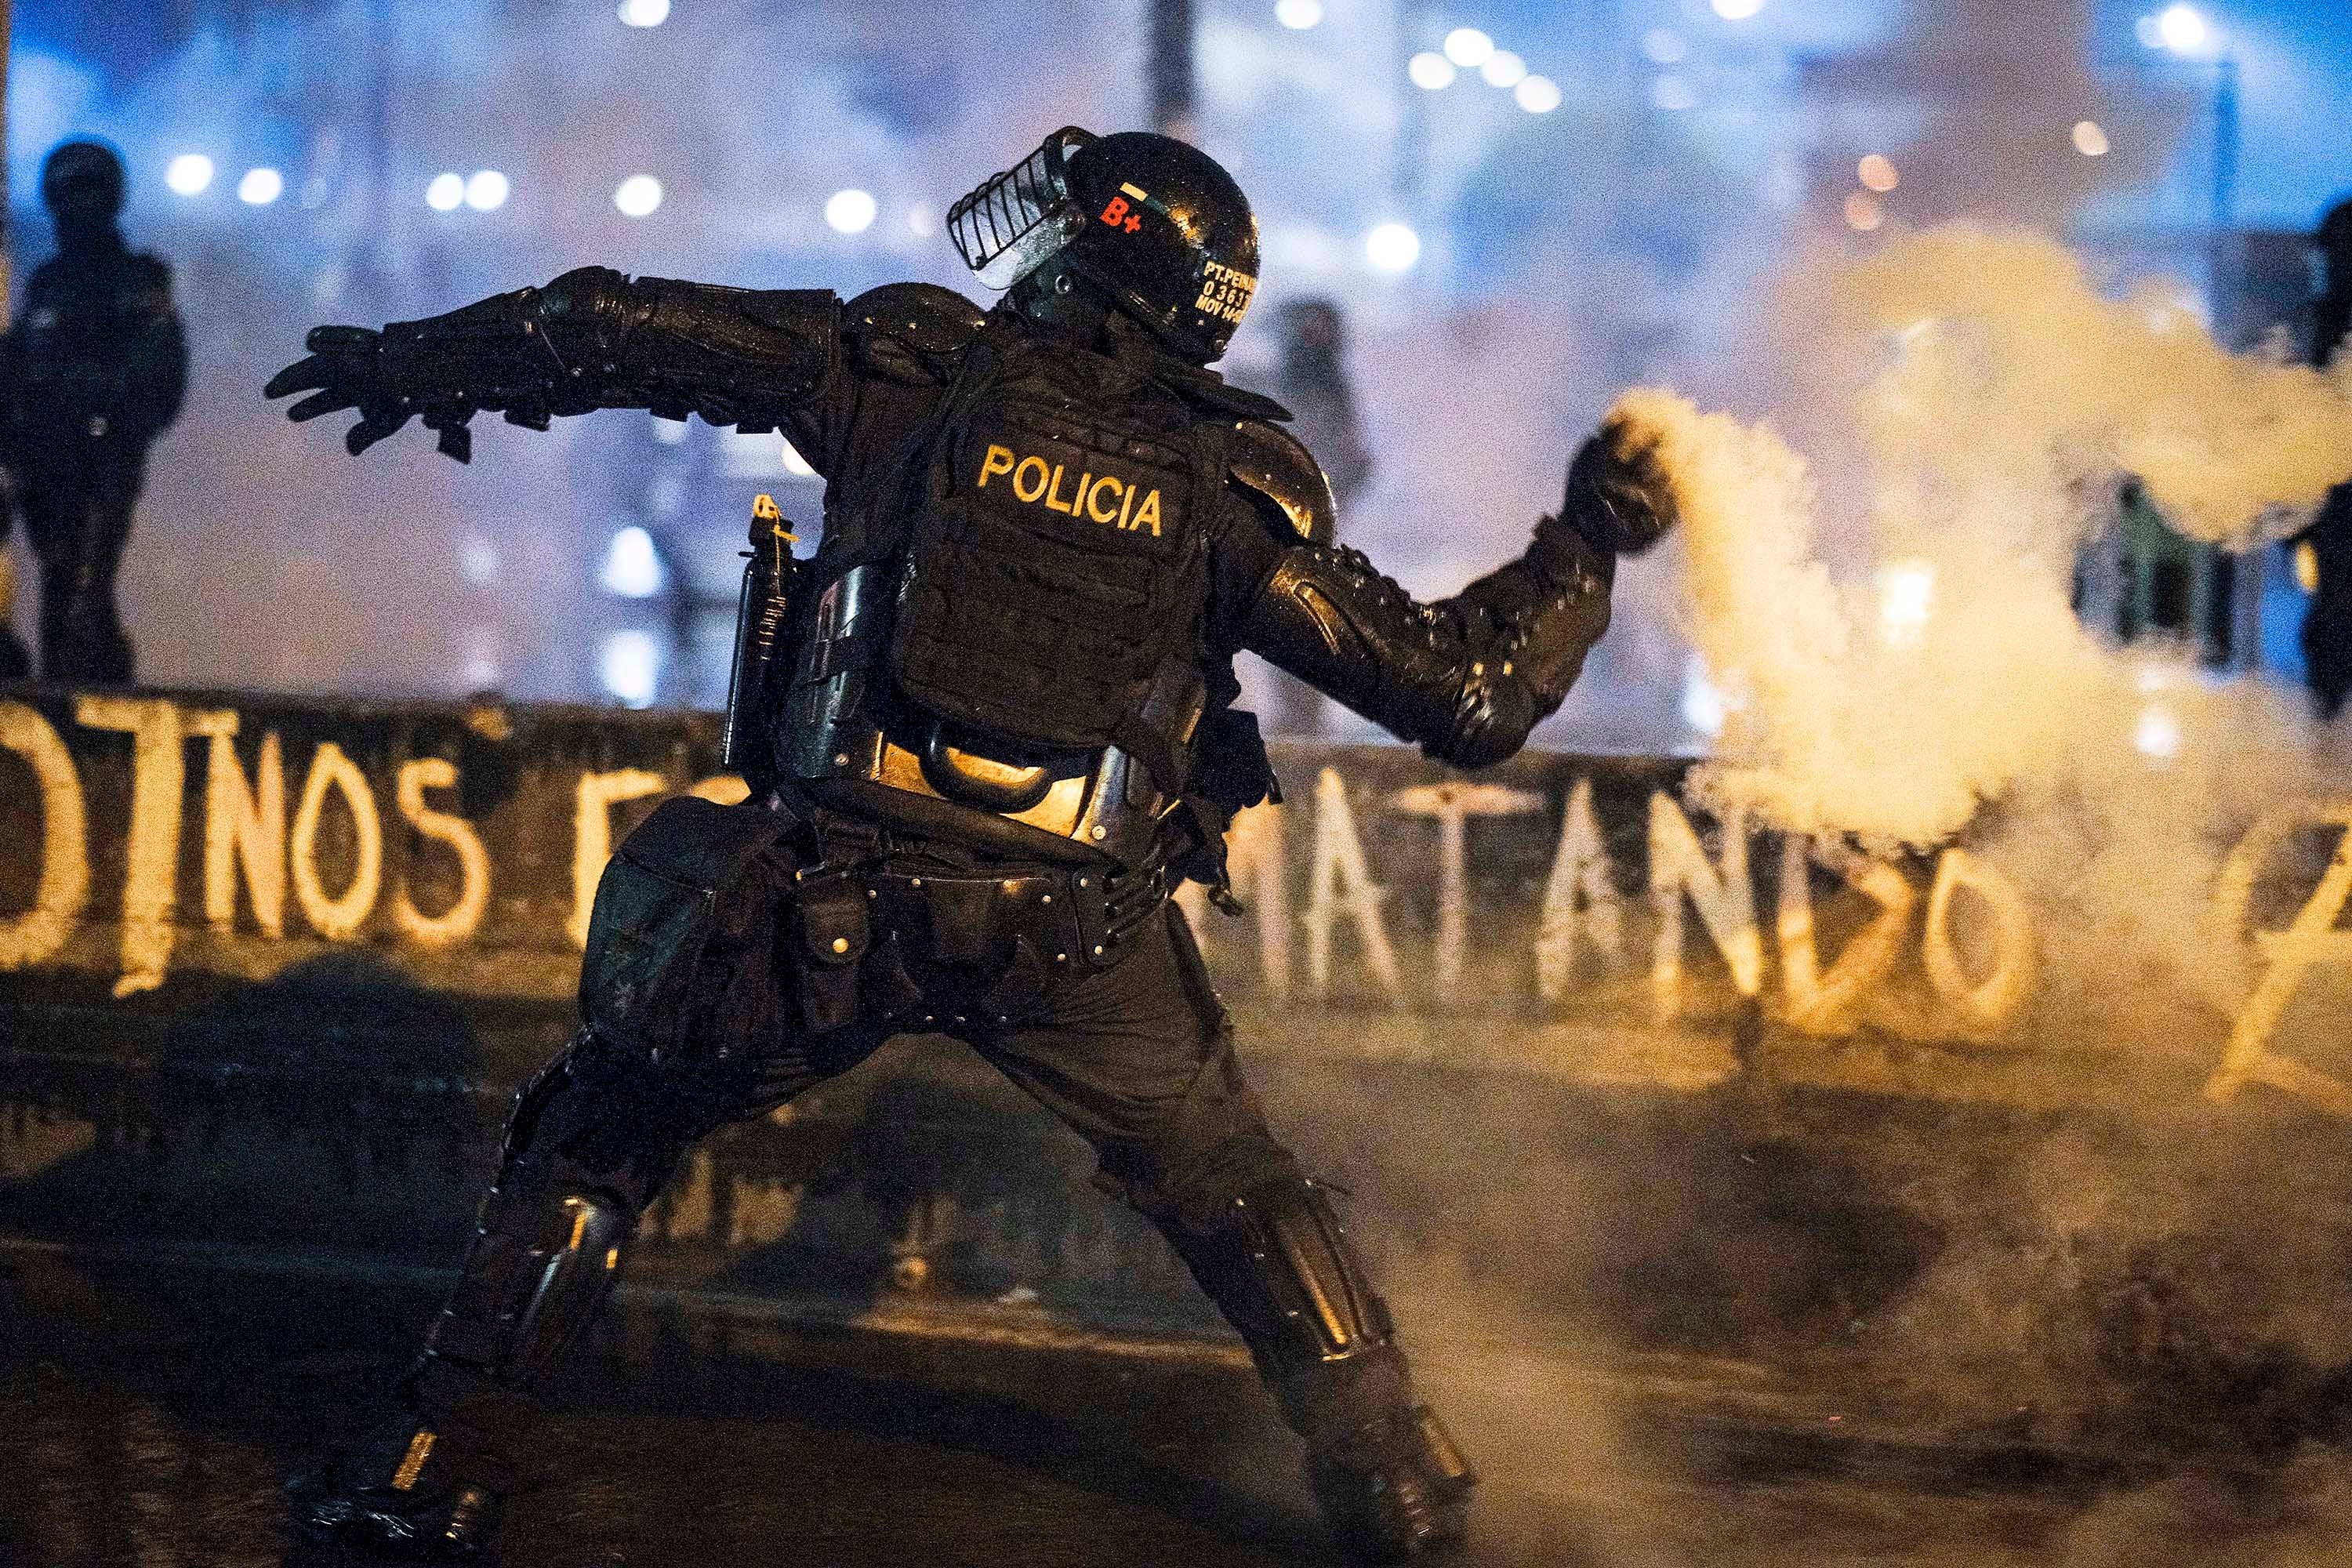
left=290, top=742, right=383, bottom=941
left=1086, top=476, right=1123, bottom=524
left=1045, top=463, right=1076, bottom=514
left=0, top=701, right=89, bottom=971
left=978, top=444, right=1015, bottom=488
left=1118, top=483, right=1137, bottom=530
left=1131, top=488, right=1163, bottom=536
left=76, top=696, right=188, bottom=997
left=394, top=757, right=490, bottom=948
left=570, top=768, right=666, bottom=947
left=1012, top=456, right=1049, bottom=503
left=191, top=713, right=286, bottom=938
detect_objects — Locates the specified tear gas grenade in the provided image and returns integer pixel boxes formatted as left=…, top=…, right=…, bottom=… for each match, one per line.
left=722, top=493, right=804, bottom=789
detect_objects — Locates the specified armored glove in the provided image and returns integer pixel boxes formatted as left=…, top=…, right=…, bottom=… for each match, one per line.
left=265, top=299, right=567, bottom=464
left=1553, top=414, right=1680, bottom=561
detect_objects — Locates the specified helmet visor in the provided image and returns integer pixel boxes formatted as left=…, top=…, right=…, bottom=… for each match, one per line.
left=949, top=127, right=1094, bottom=292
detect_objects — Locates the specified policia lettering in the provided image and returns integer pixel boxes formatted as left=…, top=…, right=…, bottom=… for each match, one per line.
left=266, top=123, right=1671, bottom=1566
left=976, top=441, right=1166, bottom=535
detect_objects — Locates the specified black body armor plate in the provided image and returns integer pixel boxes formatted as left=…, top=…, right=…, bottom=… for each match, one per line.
left=887, top=342, right=1221, bottom=763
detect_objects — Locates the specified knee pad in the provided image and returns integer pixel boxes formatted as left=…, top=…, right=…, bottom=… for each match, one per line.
left=425, top=1188, right=633, bottom=1391
left=1170, top=1174, right=1398, bottom=1385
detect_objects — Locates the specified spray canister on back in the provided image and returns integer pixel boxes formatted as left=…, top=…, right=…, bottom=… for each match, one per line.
left=720, top=492, right=804, bottom=787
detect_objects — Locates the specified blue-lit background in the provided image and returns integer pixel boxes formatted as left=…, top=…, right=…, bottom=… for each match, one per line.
left=9, top=0, right=2349, bottom=746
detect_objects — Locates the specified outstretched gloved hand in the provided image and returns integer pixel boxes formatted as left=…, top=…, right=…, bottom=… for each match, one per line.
left=266, top=325, right=477, bottom=462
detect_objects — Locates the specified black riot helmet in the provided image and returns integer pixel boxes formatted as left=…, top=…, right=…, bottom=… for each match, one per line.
left=948, top=126, right=1261, bottom=363
left=42, top=139, right=129, bottom=230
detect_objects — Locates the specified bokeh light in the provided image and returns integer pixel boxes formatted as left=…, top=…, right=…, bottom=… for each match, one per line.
left=1858, top=154, right=1899, bottom=193
left=1515, top=75, right=1563, bottom=114
left=824, top=188, right=878, bottom=234
left=1273, top=0, right=1323, bottom=29
left=464, top=170, right=510, bottom=211
left=1844, top=190, right=1885, bottom=231
left=1365, top=222, right=1421, bottom=274
left=2073, top=120, right=2111, bottom=156
left=237, top=166, right=283, bottom=205
left=1480, top=50, right=1527, bottom=89
left=614, top=174, right=664, bottom=217
left=425, top=172, right=465, bottom=211
left=618, top=0, right=671, bottom=27
left=165, top=154, right=214, bottom=196
left=1712, top=0, right=1766, bottom=20
left=1407, top=52, right=1457, bottom=90
left=1443, top=28, right=1494, bottom=67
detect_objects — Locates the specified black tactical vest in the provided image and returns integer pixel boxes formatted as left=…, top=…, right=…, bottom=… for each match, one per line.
left=885, top=328, right=1226, bottom=782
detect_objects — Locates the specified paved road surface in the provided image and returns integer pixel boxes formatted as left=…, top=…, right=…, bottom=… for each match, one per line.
left=5, top=1243, right=2348, bottom=1568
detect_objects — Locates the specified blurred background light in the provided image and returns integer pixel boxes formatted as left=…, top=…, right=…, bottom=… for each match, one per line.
left=598, top=630, right=662, bottom=709
left=1653, top=75, right=1697, bottom=111
left=614, top=174, right=664, bottom=217
left=1845, top=191, right=1885, bottom=231
left=2073, top=120, right=2111, bottom=157
left=164, top=153, right=213, bottom=196
left=1876, top=560, right=1936, bottom=645
left=1479, top=50, right=1527, bottom=89
left=1273, top=0, right=1323, bottom=29
left=1711, top=0, right=1766, bottom=20
left=781, top=441, right=817, bottom=478
left=236, top=166, right=283, bottom=205
left=617, top=0, right=671, bottom=27
left=1642, top=29, right=1688, bottom=65
left=1681, top=655, right=1731, bottom=739
left=1515, top=75, right=1562, bottom=114
left=599, top=525, right=666, bottom=598
left=2155, top=3, right=2211, bottom=54
left=1443, top=28, right=1494, bottom=68
left=464, top=169, right=510, bottom=211
left=425, top=172, right=465, bottom=212
left=1406, top=51, right=1456, bottom=90
left=1858, top=154, right=1899, bottom=193
left=2134, top=702, right=2183, bottom=760
left=1365, top=221, right=1421, bottom=274
left=824, top=187, right=877, bottom=234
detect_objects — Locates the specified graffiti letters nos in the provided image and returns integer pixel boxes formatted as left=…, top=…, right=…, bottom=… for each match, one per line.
left=5, top=699, right=2352, bottom=1114
left=0, top=699, right=744, bottom=992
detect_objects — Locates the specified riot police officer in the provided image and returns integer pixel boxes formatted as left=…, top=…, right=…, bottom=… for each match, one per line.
left=0, top=140, right=188, bottom=683
left=268, top=125, right=1675, bottom=1563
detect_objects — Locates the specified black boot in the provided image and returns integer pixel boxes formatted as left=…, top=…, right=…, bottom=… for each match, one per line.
left=1167, top=1174, right=1478, bottom=1563
left=288, top=1171, right=630, bottom=1562
left=285, top=1412, right=510, bottom=1560
left=1305, top=1402, right=1476, bottom=1563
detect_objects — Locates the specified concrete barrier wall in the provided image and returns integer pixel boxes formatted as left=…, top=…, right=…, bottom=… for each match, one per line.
left=8, top=683, right=2352, bottom=1450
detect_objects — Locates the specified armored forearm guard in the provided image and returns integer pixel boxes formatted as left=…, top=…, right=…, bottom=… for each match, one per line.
left=1240, top=528, right=1612, bottom=769
left=377, top=268, right=838, bottom=431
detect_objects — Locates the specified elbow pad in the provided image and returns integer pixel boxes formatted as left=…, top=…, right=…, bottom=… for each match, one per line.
left=1241, top=545, right=1546, bottom=768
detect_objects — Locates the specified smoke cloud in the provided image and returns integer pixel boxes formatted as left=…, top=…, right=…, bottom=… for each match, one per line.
left=1617, top=226, right=2352, bottom=856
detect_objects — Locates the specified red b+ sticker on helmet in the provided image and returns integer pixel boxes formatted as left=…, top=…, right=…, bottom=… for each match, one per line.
left=1098, top=196, right=1143, bottom=234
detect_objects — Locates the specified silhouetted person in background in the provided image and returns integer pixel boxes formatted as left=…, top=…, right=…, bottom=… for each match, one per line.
left=2297, top=196, right=2352, bottom=720
left=0, top=140, right=188, bottom=684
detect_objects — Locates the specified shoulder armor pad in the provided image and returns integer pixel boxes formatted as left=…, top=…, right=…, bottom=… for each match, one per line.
left=1229, top=419, right=1338, bottom=545
left=846, top=282, right=987, bottom=360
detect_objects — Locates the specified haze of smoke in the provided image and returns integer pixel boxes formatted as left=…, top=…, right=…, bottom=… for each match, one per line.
left=1615, top=227, right=2352, bottom=858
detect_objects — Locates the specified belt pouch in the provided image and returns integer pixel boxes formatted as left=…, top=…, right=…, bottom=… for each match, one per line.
left=793, top=867, right=872, bottom=1033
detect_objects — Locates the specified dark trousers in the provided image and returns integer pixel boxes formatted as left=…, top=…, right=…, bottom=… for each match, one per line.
left=501, top=889, right=1298, bottom=1240
left=18, top=441, right=146, bottom=684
